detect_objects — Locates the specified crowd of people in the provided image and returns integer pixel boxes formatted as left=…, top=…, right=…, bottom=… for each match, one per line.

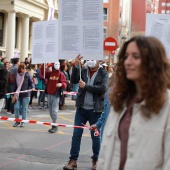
left=1, top=35, right=170, bottom=170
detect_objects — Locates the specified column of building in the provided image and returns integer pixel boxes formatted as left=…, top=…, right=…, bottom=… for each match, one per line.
left=6, top=11, right=16, bottom=60
left=20, top=15, right=29, bottom=62
left=6, top=11, right=30, bottom=61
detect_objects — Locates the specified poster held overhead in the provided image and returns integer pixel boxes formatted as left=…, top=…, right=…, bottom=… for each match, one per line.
left=32, top=0, right=104, bottom=63
left=32, top=20, right=58, bottom=64
left=58, top=0, right=103, bottom=60
left=146, top=14, right=170, bottom=58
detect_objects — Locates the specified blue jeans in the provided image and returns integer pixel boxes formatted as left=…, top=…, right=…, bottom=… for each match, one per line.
left=72, top=83, right=79, bottom=100
left=38, top=91, right=45, bottom=107
left=70, top=107, right=101, bottom=161
left=14, top=97, right=30, bottom=120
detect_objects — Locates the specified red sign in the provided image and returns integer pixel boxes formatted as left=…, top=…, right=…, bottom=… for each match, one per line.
left=104, top=37, right=117, bottom=52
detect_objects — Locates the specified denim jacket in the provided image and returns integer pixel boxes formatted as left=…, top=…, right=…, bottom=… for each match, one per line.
left=96, top=88, right=110, bottom=137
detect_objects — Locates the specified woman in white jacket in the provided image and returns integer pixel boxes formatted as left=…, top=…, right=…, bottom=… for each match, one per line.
left=98, top=36, right=170, bottom=170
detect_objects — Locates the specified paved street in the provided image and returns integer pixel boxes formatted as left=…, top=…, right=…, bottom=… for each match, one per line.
left=0, top=96, right=94, bottom=170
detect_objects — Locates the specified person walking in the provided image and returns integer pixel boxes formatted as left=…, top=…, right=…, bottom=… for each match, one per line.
left=90, top=88, right=110, bottom=140
left=9, top=56, right=20, bottom=115
left=98, top=36, right=170, bottom=170
left=36, top=64, right=44, bottom=109
left=90, top=66, right=117, bottom=140
left=0, top=60, right=8, bottom=112
left=59, top=63, right=71, bottom=110
left=41, top=62, right=67, bottom=133
left=63, top=55, right=108, bottom=170
left=12, top=64, right=35, bottom=127
left=69, top=61, right=79, bottom=101
left=4, top=61, right=11, bottom=114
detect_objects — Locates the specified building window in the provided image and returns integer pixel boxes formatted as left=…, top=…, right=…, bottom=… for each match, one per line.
left=162, top=2, right=165, bottom=6
left=103, top=8, right=108, bottom=21
left=103, top=27, right=107, bottom=40
left=167, top=3, right=170, bottom=7
left=103, top=0, right=109, bottom=2
left=166, top=10, right=170, bottom=14
left=0, top=13, right=4, bottom=46
left=161, top=10, right=165, bottom=13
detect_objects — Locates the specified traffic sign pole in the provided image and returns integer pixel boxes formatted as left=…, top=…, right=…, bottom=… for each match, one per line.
left=108, top=51, right=111, bottom=73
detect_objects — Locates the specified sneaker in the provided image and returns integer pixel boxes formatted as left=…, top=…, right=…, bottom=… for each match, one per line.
left=7, top=111, right=11, bottom=115
left=13, top=122, right=20, bottom=127
left=63, top=159, right=77, bottom=170
left=20, top=122, right=25, bottom=127
left=28, top=105, right=32, bottom=109
left=37, top=106, right=42, bottom=109
left=48, top=126, right=58, bottom=133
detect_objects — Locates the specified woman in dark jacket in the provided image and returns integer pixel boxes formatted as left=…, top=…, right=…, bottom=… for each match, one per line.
left=0, top=61, right=8, bottom=112
left=12, top=64, right=35, bottom=127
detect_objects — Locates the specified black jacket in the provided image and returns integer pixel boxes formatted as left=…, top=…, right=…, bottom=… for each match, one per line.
left=0, top=64, right=8, bottom=99
left=71, top=65, right=109, bottom=112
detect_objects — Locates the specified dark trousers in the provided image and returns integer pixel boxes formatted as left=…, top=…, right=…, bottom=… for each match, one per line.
left=69, top=107, right=101, bottom=161
left=29, top=91, right=37, bottom=105
left=5, top=96, right=11, bottom=111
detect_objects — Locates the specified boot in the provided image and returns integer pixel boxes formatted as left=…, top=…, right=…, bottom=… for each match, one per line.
left=48, top=125, right=58, bottom=133
left=63, top=159, right=77, bottom=170
left=92, top=159, right=97, bottom=170
left=13, top=122, right=20, bottom=127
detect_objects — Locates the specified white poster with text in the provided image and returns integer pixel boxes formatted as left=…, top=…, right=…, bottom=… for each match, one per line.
left=146, top=14, right=170, bottom=58
left=32, top=20, right=58, bottom=64
left=58, top=0, right=103, bottom=60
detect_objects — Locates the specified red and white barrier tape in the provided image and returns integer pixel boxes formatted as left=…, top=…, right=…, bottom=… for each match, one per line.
left=6, top=90, right=77, bottom=96
left=63, top=91, right=77, bottom=95
left=6, top=90, right=44, bottom=95
left=0, top=116, right=99, bottom=136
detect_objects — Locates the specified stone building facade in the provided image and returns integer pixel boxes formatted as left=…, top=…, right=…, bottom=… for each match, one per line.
left=0, top=0, right=58, bottom=61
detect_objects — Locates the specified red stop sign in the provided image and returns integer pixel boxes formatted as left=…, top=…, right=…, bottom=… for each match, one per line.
left=104, top=37, right=117, bottom=52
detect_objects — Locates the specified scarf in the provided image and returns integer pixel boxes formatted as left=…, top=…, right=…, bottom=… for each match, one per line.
left=14, top=73, right=25, bottom=100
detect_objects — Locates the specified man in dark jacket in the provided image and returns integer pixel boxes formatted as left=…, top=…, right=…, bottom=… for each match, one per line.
left=63, top=55, right=109, bottom=170
left=0, top=60, right=8, bottom=112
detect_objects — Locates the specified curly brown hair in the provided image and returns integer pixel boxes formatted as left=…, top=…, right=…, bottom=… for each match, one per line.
left=109, top=36, right=170, bottom=118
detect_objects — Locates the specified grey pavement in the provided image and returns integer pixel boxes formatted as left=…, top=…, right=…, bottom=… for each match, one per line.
left=0, top=95, right=95, bottom=170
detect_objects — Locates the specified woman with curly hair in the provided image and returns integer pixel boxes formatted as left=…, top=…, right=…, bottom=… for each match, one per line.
left=98, top=36, right=170, bottom=170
